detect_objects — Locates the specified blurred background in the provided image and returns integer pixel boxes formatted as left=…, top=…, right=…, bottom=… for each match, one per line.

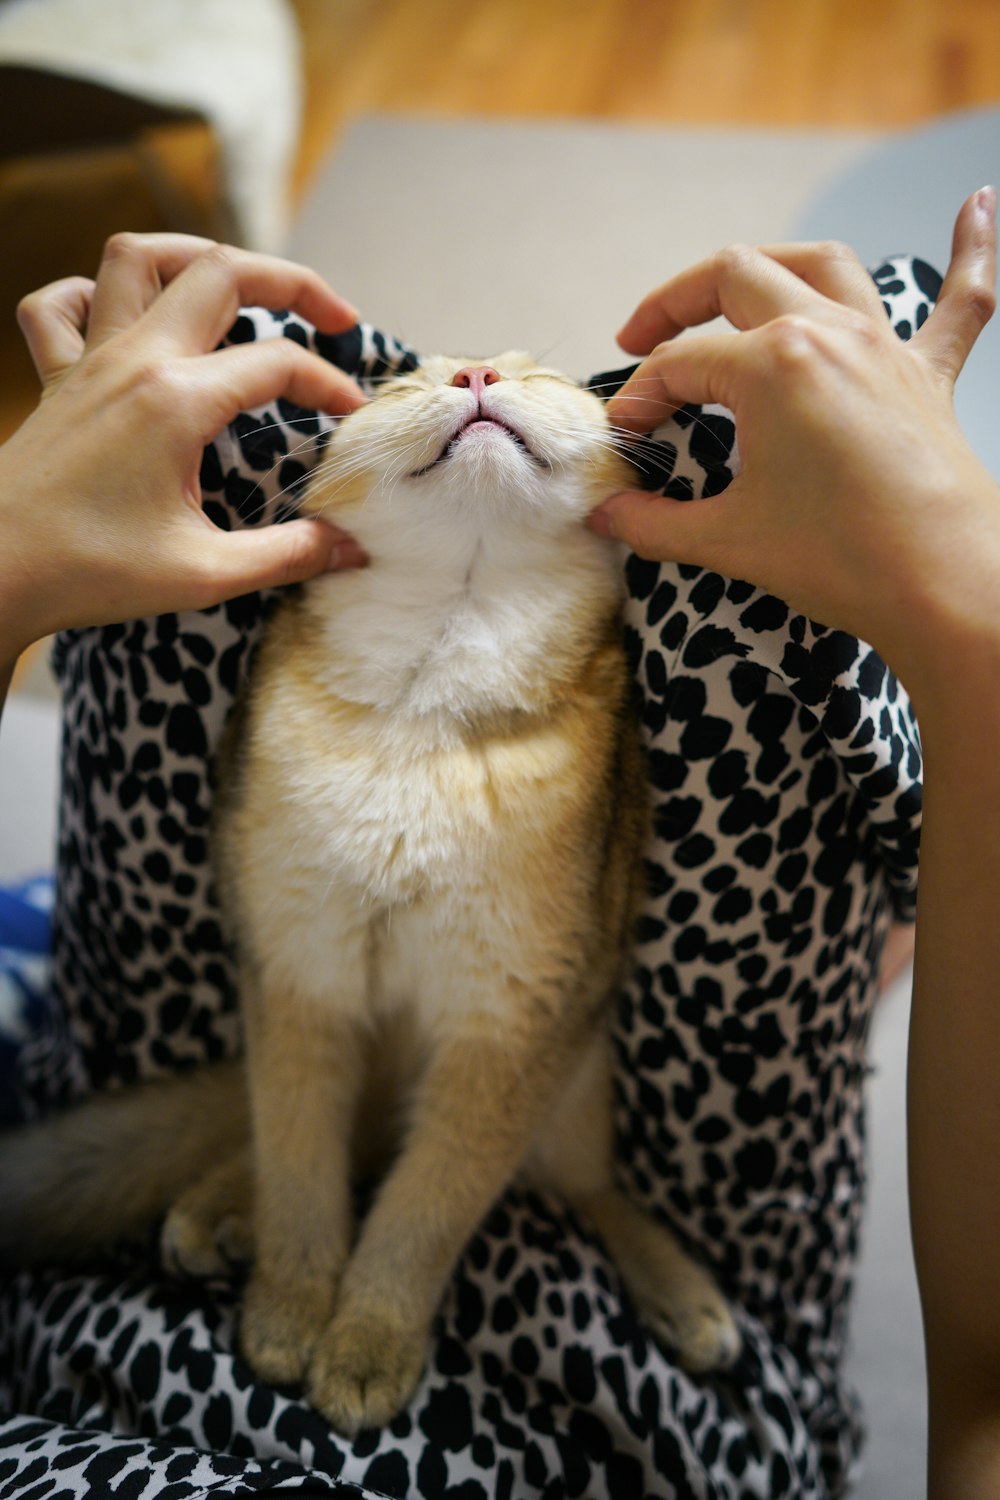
left=1, top=0, right=998, bottom=449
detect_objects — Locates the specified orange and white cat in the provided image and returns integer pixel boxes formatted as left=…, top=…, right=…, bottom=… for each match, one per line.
left=1, top=353, right=739, bottom=1434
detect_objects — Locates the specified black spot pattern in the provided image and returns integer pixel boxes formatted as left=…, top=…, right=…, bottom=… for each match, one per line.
left=1, top=257, right=932, bottom=1498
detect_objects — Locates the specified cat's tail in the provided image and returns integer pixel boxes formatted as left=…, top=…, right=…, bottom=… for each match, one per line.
left=0, top=1061, right=247, bottom=1268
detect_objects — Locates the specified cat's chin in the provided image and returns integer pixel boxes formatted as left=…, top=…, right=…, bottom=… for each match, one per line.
left=458, top=418, right=521, bottom=443
left=414, top=415, right=545, bottom=478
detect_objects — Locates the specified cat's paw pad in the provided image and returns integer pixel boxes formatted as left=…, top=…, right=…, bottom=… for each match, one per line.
left=161, top=1204, right=251, bottom=1280
left=240, top=1278, right=329, bottom=1387
left=642, top=1286, right=741, bottom=1374
left=308, top=1313, right=426, bottom=1435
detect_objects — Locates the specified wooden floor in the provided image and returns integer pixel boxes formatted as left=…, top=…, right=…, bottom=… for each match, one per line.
left=2, top=0, right=998, bottom=449
left=291, top=0, right=1000, bottom=194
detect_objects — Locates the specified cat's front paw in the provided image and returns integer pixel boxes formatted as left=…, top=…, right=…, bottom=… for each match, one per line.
left=308, top=1310, right=426, bottom=1435
left=240, top=1274, right=333, bottom=1387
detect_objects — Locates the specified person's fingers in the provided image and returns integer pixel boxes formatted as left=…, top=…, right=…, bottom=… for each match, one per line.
left=587, top=485, right=735, bottom=569
left=913, top=186, right=997, bottom=385
left=16, top=276, right=95, bottom=386
left=147, top=243, right=360, bottom=354
left=608, top=330, right=750, bottom=434
left=85, top=235, right=360, bottom=354
left=187, top=516, right=368, bottom=608
left=615, top=244, right=833, bottom=355
left=751, top=241, right=886, bottom=318
left=85, top=232, right=219, bottom=346
left=182, top=340, right=367, bottom=436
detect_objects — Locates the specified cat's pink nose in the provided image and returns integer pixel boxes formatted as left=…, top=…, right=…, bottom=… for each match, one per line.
left=451, top=366, right=502, bottom=397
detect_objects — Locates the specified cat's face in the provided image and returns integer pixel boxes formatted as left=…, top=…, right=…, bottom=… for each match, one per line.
left=303, top=352, right=633, bottom=532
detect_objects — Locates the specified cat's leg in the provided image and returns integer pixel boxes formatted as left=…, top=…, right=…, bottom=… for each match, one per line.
left=161, top=1145, right=254, bottom=1279
left=581, top=1184, right=741, bottom=1374
left=307, top=1016, right=574, bottom=1434
left=238, top=938, right=369, bottom=1388
left=529, top=1031, right=741, bottom=1373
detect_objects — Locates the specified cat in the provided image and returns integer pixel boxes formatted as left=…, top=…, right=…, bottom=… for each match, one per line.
left=0, top=352, right=739, bottom=1434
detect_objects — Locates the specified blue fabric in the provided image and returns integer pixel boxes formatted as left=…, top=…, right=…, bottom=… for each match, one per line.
left=0, top=882, right=53, bottom=951
left=0, top=876, right=54, bottom=1126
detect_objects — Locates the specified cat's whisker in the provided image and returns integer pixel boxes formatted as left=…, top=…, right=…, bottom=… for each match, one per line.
left=307, top=438, right=407, bottom=492
left=593, top=387, right=736, bottom=446
left=230, top=418, right=348, bottom=526
left=608, top=413, right=736, bottom=461
left=530, top=337, right=571, bottom=366
left=379, top=453, right=413, bottom=509
left=269, top=449, right=390, bottom=523
left=305, top=447, right=407, bottom=514
left=230, top=414, right=333, bottom=445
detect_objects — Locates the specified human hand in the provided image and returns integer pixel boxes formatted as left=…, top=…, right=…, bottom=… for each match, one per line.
left=589, top=190, right=998, bottom=704
left=0, top=233, right=369, bottom=663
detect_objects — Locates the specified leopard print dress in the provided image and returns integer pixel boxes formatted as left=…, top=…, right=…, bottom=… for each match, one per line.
left=0, top=258, right=938, bottom=1500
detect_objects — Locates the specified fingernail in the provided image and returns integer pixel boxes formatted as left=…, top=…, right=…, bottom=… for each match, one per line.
left=976, top=185, right=997, bottom=219
left=587, top=506, right=618, bottom=539
left=325, top=539, right=369, bottom=572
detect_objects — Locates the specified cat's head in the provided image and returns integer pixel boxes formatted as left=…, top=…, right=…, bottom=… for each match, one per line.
left=302, top=351, right=634, bottom=535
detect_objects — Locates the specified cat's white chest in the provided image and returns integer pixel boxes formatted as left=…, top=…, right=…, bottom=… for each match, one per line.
left=279, top=714, right=503, bottom=905
left=306, top=544, right=572, bottom=721
left=243, top=689, right=576, bottom=1028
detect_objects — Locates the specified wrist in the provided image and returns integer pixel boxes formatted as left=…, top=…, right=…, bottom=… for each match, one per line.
left=0, top=557, right=40, bottom=670
left=0, top=613, right=25, bottom=716
left=894, top=588, right=1000, bottom=740
left=0, top=420, right=59, bottom=664
left=872, top=476, right=1000, bottom=728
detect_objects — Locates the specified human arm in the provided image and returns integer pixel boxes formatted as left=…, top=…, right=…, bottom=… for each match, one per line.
left=0, top=233, right=370, bottom=710
left=590, top=188, right=1000, bottom=1498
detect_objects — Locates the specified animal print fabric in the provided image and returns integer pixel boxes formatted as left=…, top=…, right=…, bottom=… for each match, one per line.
left=0, top=257, right=938, bottom=1500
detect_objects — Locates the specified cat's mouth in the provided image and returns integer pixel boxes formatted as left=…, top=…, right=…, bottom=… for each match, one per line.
left=411, top=409, right=548, bottom=476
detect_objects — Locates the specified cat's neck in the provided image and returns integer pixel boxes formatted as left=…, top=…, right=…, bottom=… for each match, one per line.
left=299, top=497, right=623, bottom=725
